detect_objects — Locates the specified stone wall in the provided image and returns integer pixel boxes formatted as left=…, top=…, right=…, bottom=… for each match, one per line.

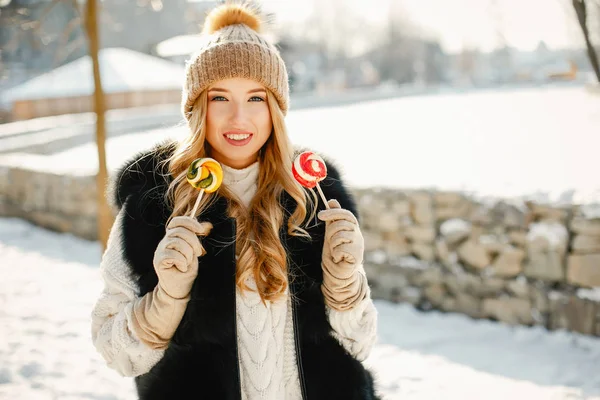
left=0, top=166, right=99, bottom=240
left=355, top=188, right=600, bottom=336
left=1, top=163, right=599, bottom=336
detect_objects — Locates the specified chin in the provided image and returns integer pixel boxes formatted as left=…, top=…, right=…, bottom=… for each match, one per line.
left=220, top=148, right=260, bottom=165
left=228, top=147, right=259, bottom=157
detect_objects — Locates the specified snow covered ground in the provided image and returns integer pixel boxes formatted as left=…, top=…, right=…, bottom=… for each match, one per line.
left=2, top=217, right=600, bottom=400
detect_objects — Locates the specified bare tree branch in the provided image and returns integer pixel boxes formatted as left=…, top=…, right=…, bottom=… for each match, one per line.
left=54, top=14, right=82, bottom=64
left=573, top=0, right=600, bottom=82
left=4, top=0, right=64, bottom=52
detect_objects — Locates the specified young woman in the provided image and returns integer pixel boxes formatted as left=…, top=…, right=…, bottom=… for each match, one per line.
left=91, top=3, right=379, bottom=399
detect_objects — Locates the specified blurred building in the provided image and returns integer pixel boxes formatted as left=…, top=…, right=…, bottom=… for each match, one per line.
left=356, top=37, right=449, bottom=87
left=446, top=42, right=593, bottom=87
left=0, top=0, right=190, bottom=95
left=2, top=48, right=184, bottom=120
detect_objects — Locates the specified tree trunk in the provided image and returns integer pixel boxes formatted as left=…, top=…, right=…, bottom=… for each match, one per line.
left=85, top=0, right=113, bottom=250
left=573, top=0, right=600, bottom=83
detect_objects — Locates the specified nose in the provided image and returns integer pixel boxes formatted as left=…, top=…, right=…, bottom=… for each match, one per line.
left=230, top=101, right=248, bottom=125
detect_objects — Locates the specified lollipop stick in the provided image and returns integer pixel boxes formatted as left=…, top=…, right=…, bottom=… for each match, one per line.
left=315, top=182, right=330, bottom=209
left=190, top=189, right=205, bottom=217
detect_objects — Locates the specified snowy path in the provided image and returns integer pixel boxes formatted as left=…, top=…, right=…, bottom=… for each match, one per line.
left=1, top=217, right=600, bottom=399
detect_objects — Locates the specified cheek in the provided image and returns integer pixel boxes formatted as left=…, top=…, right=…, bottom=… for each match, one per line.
left=257, top=108, right=273, bottom=136
left=205, top=107, right=222, bottom=142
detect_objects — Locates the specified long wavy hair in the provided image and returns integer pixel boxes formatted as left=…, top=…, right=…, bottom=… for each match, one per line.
left=162, top=89, right=315, bottom=303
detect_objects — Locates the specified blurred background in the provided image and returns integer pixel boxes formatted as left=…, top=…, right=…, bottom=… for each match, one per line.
left=1, top=0, right=599, bottom=119
left=1, top=0, right=600, bottom=399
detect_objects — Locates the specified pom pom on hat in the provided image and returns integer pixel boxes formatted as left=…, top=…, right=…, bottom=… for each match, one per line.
left=202, top=3, right=262, bottom=34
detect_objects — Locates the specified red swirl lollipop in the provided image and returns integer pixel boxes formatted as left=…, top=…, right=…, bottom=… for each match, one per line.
left=292, top=151, right=330, bottom=209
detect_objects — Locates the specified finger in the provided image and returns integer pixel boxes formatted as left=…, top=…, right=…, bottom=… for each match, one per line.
left=330, top=230, right=356, bottom=249
left=164, top=238, right=194, bottom=265
left=331, top=245, right=357, bottom=264
left=168, top=217, right=212, bottom=236
left=197, top=222, right=213, bottom=237
left=159, top=248, right=189, bottom=273
left=167, top=216, right=197, bottom=231
left=318, top=208, right=358, bottom=225
left=181, top=258, right=199, bottom=278
left=327, top=199, right=342, bottom=209
left=167, top=227, right=202, bottom=257
left=325, top=220, right=355, bottom=238
left=198, top=243, right=207, bottom=257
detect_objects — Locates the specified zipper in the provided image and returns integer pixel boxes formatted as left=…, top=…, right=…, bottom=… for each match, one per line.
left=291, top=288, right=308, bottom=399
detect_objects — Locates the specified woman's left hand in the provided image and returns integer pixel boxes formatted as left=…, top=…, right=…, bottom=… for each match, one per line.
left=318, top=199, right=366, bottom=311
left=317, top=199, right=364, bottom=274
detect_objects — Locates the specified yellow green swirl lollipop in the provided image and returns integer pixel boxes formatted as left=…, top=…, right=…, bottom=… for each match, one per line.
left=187, top=157, right=223, bottom=217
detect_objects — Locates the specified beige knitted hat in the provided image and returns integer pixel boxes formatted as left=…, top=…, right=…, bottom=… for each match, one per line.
left=182, top=3, right=289, bottom=120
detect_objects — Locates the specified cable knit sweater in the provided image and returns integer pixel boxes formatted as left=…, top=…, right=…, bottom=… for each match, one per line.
left=91, top=162, right=378, bottom=400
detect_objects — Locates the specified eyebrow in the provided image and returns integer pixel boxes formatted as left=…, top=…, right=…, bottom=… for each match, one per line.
left=208, top=87, right=266, bottom=94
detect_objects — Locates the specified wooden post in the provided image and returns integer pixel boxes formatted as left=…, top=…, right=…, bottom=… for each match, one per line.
left=85, top=0, right=113, bottom=250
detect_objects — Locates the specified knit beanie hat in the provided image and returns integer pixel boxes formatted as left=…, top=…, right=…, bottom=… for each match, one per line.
left=182, top=3, right=289, bottom=120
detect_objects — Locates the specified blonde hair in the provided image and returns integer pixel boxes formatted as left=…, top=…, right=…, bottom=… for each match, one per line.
left=163, top=89, right=314, bottom=303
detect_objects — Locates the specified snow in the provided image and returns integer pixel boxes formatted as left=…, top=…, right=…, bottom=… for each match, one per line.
left=367, top=250, right=388, bottom=265
left=440, top=218, right=472, bottom=238
left=2, top=217, right=600, bottom=399
left=392, top=255, right=431, bottom=270
left=527, top=222, right=569, bottom=249
left=155, top=34, right=204, bottom=58
left=1, top=48, right=185, bottom=103
left=580, top=204, right=600, bottom=220
left=286, top=86, right=600, bottom=205
left=578, top=288, right=600, bottom=302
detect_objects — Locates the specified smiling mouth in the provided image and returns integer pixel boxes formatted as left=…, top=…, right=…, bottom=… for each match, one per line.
left=224, top=133, right=252, bottom=141
left=223, top=131, right=253, bottom=146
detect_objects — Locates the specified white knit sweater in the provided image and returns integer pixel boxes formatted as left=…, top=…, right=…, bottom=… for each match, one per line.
left=91, top=162, right=378, bottom=400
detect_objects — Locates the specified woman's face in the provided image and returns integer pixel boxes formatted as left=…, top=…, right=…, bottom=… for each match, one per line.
left=205, top=77, right=273, bottom=169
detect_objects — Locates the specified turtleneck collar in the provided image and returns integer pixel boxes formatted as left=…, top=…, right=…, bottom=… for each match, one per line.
left=222, top=161, right=259, bottom=208
left=222, top=161, right=259, bottom=185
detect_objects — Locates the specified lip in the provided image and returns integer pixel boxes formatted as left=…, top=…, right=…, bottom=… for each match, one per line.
left=223, top=130, right=253, bottom=147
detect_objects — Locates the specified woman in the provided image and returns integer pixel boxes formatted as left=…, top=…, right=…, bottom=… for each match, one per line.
left=91, top=3, right=379, bottom=399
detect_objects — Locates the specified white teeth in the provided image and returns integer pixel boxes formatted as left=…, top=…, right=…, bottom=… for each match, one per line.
left=225, top=133, right=251, bottom=140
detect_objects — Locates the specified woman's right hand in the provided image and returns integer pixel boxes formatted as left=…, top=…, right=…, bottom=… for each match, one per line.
left=153, top=216, right=213, bottom=299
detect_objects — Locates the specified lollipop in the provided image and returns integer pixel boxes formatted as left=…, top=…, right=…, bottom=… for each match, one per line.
left=187, top=157, right=223, bottom=217
left=292, top=151, right=330, bottom=209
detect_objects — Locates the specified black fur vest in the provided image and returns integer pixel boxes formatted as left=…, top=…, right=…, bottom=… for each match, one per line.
left=109, top=141, right=379, bottom=400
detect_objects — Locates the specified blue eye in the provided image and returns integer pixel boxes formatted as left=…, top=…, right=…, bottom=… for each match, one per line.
left=210, top=95, right=264, bottom=102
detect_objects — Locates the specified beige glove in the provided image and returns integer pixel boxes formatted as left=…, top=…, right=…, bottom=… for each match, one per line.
left=318, top=199, right=367, bottom=311
left=131, top=216, right=212, bottom=349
